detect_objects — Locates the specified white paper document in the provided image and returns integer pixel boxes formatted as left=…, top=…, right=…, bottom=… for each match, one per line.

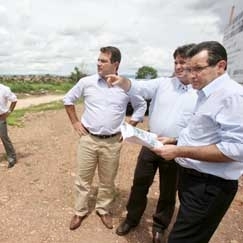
left=121, top=122, right=163, bottom=149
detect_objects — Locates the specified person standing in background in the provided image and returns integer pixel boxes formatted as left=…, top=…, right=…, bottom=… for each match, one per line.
left=0, top=84, right=17, bottom=168
left=63, top=46, right=146, bottom=231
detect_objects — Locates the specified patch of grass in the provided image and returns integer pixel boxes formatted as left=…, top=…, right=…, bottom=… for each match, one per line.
left=7, top=101, right=65, bottom=127
left=7, top=99, right=83, bottom=127
left=1, top=81, right=75, bottom=94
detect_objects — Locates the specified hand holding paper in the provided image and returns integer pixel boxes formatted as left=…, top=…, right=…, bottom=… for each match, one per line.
left=121, top=122, right=163, bottom=149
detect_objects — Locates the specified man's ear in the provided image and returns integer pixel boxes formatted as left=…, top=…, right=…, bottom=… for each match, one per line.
left=115, top=61, right=120, bottom=71
left=217, top=60, right=227, bottom=73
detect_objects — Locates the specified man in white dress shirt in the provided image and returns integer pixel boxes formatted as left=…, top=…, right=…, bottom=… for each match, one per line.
left=108, top=44, right=197, bottom=243
left=153, top=41, right=243, bottom=243
left=0, top=84, right=17, bottom=168
left=63, top=46, right=146, bottom=231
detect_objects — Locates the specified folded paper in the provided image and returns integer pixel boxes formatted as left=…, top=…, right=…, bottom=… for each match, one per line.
left=121, top=122, right=163, bottom=148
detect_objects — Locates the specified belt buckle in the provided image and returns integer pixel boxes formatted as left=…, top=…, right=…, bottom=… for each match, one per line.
left=101, top=135, right=109, bottom=139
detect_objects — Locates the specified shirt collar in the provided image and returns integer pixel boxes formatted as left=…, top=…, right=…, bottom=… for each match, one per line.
left=174, top=77, right=190, bottom=91
left=97, top=74, right=108, bottom=84
left=97, top=74, right=103, bottom=82
left=199, top=72, right=229, bottom=98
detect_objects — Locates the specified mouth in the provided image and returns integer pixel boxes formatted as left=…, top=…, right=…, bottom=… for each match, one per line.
left=176, top=71, right=184, bottom=76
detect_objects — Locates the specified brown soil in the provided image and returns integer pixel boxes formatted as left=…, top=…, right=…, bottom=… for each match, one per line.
left=0, top=103, right=242, bottom=243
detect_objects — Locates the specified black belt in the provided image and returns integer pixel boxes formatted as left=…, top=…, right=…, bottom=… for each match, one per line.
left=180, top=166, right=226, bottom=182
left=82, top=124, right=119, bottom=139
left=180, top=167, right=209, bottom=178
left=179, top=166, right=238, bottom=188
left=89, top=132, right=119, bottom=139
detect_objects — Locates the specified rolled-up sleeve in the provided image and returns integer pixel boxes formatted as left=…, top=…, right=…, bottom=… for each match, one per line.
left=6, top=87, right=17, bottom=102
left=129, top=94, right=146, bottom=122
left=63, top=80, right=84, bottom=105
left=216, top=94, right=243, bottom=161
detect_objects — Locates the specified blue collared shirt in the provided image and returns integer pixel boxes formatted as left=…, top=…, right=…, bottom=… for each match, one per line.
left=63, top=74, right=146, bottom=135
left=177, top=73, right=243, bottom=180
left=128, top=77, right=198, bottom=137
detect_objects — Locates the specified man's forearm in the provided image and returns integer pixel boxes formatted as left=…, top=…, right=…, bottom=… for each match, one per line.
left=9, top=101, right=17, bottom=112
left=177, top=144, right=234, bottom=162
left=64, top=105, right=79, bottom=124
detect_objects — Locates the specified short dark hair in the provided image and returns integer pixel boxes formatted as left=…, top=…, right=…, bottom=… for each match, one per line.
left=173, top=43, right=196, bottom=59
left=187, top=41, right=227, bottom=70
left=100, top=46, right=121, bottom=63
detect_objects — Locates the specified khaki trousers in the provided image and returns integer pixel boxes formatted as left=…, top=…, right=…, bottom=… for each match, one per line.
left=74, top=134, right=122, bottom=216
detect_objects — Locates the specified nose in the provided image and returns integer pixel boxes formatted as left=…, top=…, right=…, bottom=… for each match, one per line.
left=190, top=71, right=197, bottom=79
left=175, top=63, right=183, bottom=70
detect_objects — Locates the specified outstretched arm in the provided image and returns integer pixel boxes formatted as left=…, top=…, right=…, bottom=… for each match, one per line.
left=106, top=74, right=132, bottom=92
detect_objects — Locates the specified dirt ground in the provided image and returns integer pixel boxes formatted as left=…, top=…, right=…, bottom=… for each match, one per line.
left=0, top=101, right=243, bottom=243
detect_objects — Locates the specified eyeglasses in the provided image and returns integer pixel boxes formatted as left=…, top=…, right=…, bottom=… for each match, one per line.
left=185, top=65, right=211, bottom=74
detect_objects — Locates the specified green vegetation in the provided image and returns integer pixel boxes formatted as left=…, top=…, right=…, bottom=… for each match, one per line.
left=70, top=65, right=87, bottom=82
left=7, top=101, right=64, bottom=127
left=0, top=68, right=88, bottom=127
left=1, top=70, right=88, bottom=127
left=1, top=80, right=75, bottom=94
left=8, top=99, right=83, bottom=127
left=135, top=66, right=158, bottom=79
left=1, top=64, right=88, bottom=94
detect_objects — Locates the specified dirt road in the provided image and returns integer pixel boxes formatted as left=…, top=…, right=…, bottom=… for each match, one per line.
left=0, top=103, right=242, bottom=243
left=15, top=94, right=63, bottom=109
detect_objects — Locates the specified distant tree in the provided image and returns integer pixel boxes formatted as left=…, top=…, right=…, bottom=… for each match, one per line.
left=70, top=63, right=87, bottom=82
left=135, top=66, right=158, bottom=79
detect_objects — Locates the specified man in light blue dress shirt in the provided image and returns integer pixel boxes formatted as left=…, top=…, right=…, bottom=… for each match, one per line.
left=109, top=44, right=198, bottom=243
left=63, top=46, right=146, bottom=231
left=153, top=41, right=243, bottom=243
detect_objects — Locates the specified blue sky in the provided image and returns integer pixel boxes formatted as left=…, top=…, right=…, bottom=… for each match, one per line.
left=0, top=0, right=242, bottom=76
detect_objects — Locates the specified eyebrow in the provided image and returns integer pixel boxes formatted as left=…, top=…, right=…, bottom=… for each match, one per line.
left=98, top=58, right=109, bottom=62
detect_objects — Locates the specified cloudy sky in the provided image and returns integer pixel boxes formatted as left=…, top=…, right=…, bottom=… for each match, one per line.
left=0, top=0, right=242, bottom=76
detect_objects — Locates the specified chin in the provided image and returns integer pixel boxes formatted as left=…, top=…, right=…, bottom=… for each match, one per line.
left=192, top=84, right=199, bottom=90
left=176, top=73, right=184, bottom=78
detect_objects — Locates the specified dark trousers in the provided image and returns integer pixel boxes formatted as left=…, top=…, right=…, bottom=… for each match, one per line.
left=168, top=166, right=238, bottom=243
left=0, top=120, right=16, bottom=163
left=125, top=146, right=178, bottom=232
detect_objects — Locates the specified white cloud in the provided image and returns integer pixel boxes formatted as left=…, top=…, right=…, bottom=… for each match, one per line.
left=0, top=0, right=242, bottom=76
